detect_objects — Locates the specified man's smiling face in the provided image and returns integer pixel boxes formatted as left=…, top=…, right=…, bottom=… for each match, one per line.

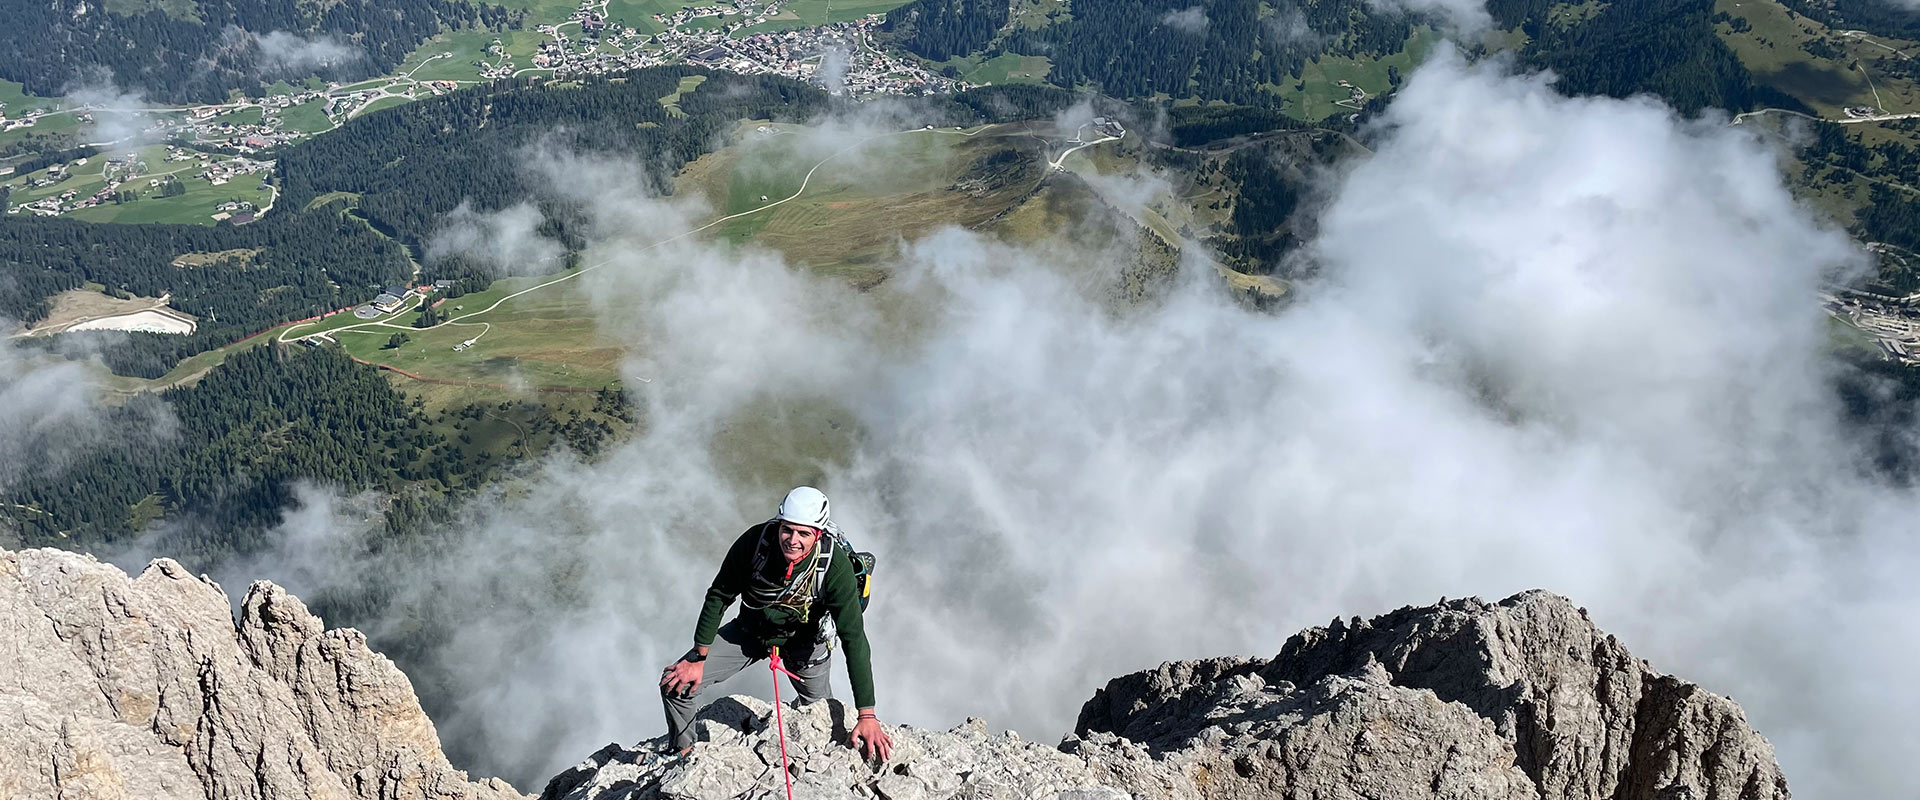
left=777, top=520, right=822, bottom=564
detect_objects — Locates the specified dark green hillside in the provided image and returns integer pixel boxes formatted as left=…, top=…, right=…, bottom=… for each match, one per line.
left=884, top=0, right=1012, bottom=61
left=1778, top=0, right=1920, bottom=40
left=0, top=0, right=521, bottom=103
left=996, top=0, right=1413, bottom=107
left=1525, top=0, right=1810, bottom=115
left=1771, top=119, right=1920, bottom=292
left=884, top=0, right=1810, bottom=119
left=0, top=343, right=632, bottom=556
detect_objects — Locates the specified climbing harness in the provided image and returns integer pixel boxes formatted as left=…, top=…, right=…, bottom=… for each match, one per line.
left=744, top=520, right=878, bottom=621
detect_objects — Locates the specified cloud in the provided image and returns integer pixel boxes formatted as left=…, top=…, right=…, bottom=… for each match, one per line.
left=1367, top=0, right=1493, bottom=32
left=248, top=30, right=365, bottom=74
left=425, top=201, right=566, bottom=278
left=1264, top=7, right=1323, bottom=48
left=0, top=335, right=106, bottom=494
left=181, top=49, right=1917, bottom=799
left=817, top=46, right=851, bottom=96
left=1159, top=6, right=1210, bottom=34
left=0, top=330, right=175, bottom=542
left=61, top=74, right=154, bottom=150
left=1051, top=98, right=1099, bottom=139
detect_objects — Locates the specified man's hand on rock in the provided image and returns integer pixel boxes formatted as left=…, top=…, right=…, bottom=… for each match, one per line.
left=850, top=710, right=892, bottom=762
left=660, top=658, right=704, bottom=698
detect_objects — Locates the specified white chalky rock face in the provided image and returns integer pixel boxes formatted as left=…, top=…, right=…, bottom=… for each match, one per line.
left=540, top=696, right=1138, bottom=800
left=0, top=547, right=523, bottom=800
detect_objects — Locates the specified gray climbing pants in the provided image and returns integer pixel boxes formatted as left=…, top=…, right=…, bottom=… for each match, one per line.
left=662, top=620, right=832, bottom=751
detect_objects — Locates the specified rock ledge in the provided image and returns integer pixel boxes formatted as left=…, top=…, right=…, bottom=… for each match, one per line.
left=545, top=590, right=1790, bottom=800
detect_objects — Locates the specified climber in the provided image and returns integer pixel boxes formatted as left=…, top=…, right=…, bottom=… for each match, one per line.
left=659, top=486, right=894, bottom=761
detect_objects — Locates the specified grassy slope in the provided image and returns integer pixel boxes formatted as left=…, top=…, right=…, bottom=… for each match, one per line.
left=334, top=276, right=624, bottom=390
left=99, top=0, right=197, bottom=18
left=360, top=96, right=415, bottom=116
left=1711, top=2, right=1920, bottom=240
left=1714, top=0, right=1920, bottom=117
left=1276, top=26, right=1443, bottom=122
left=263, top=122, right=1042, bottom=391
left=933, top=52, right=1052, bottom=85
left=0, top=79, right=62, bottom=115
left=681, top=122, right=1047, bottom=278
left=659, top=74, right=708, bottom=117
left=280, top=98, right=335, bottom=134
left=401, top=28, right=550, bottom=83
left=217, top=106, right=265, bottom=126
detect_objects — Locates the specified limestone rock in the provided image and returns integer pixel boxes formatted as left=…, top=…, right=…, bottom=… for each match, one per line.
left=1070, top=659, right=1534, bottom=800
left=1078, top=590, right=1789, bottom=800
left=539, top=696, right=1133, bottom=800
left=0, top=547, right=523, bottom=800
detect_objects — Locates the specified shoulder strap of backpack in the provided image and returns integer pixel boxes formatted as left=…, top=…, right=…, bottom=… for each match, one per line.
left=810, top=534, right=834, bottom=597
left=750, top=519, right=775, bottom=575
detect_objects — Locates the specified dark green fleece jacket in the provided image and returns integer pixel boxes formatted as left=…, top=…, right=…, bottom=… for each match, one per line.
left=694, top=524, right=875, bottom=709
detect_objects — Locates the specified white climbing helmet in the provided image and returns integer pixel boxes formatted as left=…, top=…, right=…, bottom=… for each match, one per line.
left=776, top=486, right=830, bottom=530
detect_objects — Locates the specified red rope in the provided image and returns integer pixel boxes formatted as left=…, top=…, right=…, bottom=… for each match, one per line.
left=770, top=646, right=796, bottom=800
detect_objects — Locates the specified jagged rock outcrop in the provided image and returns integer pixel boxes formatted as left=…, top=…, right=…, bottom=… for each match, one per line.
left=0, top=547, right=522, bottom=800
left=547, top=590, right=1788, bottom=800
left=1075, top=590, right=1789, bottom=800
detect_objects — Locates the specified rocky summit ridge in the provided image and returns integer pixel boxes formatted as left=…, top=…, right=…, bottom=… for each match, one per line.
left=547, top=592, right=1790, bottom=800
left=0, top=546, right=1790, bottom=800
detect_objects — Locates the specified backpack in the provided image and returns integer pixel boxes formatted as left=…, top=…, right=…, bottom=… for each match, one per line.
left=827, top=523, right=877, bottom=612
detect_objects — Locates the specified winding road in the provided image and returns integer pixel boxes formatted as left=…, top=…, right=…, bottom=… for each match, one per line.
left=1049, top=128, right=1122, bottom=170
